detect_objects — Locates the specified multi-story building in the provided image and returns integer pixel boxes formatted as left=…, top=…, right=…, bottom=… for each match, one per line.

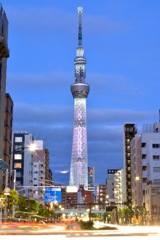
left=78, top=185, right=94, bottom=207
left=12, top=133, right=34, bottom=196
left=0, top=5, right=10, bottom=192
left=145, top=181, right=160, bottom=224
left=97, top=184, right=107, bottom=209
left=44, top=148, right=54, bottom=186
left=1, top=94, right=13, bottom=192
left=114, top=169, right=125, bottom=207
left=106, top=169, right=119, bottom=203
left=33, top=147, right=46, bottom=205
left=70, top=7, right=90, bottom=190
left=12, top=133, right=53, bottom=203
left=130, top=134, right=143, bottom=207
left=59, top=185, right=94, bottom=210
left=131, top=122, right=160, bottom=210
left=3, top=94, right=13, bottom=167
left=123, top=123, right=137, bottom=208
left=65, top=186, right=78, bottom=209
left=0, top=5, right=9, bottom=162
left=88, top=167, right=95, bottom=192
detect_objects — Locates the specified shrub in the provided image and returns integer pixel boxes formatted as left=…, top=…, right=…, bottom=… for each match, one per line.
left=79, top=220, right=94, bottom=229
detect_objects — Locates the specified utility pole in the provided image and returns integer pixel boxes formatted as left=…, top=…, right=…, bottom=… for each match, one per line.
left=12, top=169, right=16, bottom=219
left=0, top=198, right=2, bottom=222
left=4, top=169, right=9, bottom=221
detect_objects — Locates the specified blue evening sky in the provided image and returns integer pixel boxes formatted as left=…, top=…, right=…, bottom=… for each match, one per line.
left=1, top=0, right=160, bottom=186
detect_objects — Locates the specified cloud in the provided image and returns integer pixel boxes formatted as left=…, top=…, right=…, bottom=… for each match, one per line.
left=6, top=4, right=125, bottom=36
left=7, top=6, right=75, bottom=34
left=84, top=14, right=126, bottom=35
left=7, top=71, right=146, bottom=107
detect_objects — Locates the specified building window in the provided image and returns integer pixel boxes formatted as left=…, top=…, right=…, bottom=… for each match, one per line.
left=153, top=155, right=160, bottom=160
left=153, top=167, right=160, bottom=172
left=152, top=189, right=160, bottom=193
left=153, top=179, right=160, bottom=184
left=14, top=163, right=22, bottom=168
left=14, top=145, right=23, bottom=151
left=14, top=154, right=22, bottom=160
left=141, top=143, right=146, bottom=147
left=142, top=166, right=147, bottom=171
left=15, top=137, right=23, bottom=142
left=16, top=172, right=22, bottom=177
left=16, top=181, right=22, bottom=186
left=142, top=154, right=147, bottom=159
left=152, top=144, right=160, bottom=148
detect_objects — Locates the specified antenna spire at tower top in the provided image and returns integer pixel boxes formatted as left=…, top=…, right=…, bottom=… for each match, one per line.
left=77, top=6, right=83, bottom=47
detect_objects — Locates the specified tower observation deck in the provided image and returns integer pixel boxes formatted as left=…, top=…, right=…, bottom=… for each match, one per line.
left=69, top=7, right=90, bottom=190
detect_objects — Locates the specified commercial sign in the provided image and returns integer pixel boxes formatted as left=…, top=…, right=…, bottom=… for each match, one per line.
left=44, top=187, right=61, bottom=203
left=66, top=186, right=78, bottom=193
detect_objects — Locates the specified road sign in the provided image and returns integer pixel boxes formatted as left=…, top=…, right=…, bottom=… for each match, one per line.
left=4, top=187, right=10, bottom=195
left=44, top=187, right=61, bottom=203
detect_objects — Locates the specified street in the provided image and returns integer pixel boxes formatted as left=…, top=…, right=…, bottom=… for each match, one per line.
left=0, top=224, right=160, bottom=239
left=0, top=234, right=159, bottom=240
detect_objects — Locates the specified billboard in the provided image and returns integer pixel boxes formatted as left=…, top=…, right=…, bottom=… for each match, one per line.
left=66, top=186, right=78, bottom=193
left=44, top=187, right=61, bottom=203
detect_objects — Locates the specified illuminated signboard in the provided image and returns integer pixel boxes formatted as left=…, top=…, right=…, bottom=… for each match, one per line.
left=44, top=187, right=61, bottom=203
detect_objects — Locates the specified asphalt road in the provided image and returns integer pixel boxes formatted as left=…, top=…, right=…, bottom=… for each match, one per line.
left=0, top=222, right=159, bottom=239
left=0, top=234, right=159, bottom=240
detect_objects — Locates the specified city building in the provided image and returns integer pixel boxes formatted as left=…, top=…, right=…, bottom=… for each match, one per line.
left=3, top=94, right=13, bottom=168
left=12, top=133, right=53, bottom=204
left=78, top=185, right=94, bottom=207
left=0, top=5, right=10, bottom=192
left=1, top=94, right=13, bottom=192
left=114, top=169, right=125, bottom=208
left=106, top=169, right=119, bottom=203
left=33, top=146, right=46, bottom=205
left=69, top=7, right=90, bottom=190
left=130, top=121, right=160, bottom=210
left=0, top=5, right=9, bottom=162
left=44, top=148, right=54, bottom=186
left=96, top=184, right=107, bottom=209
left=88, top=167, right=95, bottom=192
left=145, top=181, right=160, bottom=224
left=123, top=123, right=137, bottom=208
left=130, top=134, right=143, bottom=207
left=65, top=186, right=78, bottom=209
left=58, top=185, right=95, bottom=212
left=12, top=133, right=34, bottom=196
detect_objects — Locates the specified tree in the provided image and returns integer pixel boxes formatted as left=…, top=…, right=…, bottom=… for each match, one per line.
left=38, top=204, right=50, bottom=217
left=18, top=196, right=39, bottom=214
left=132, top=206, right=146, bottom=224
left=121, top=206, right=133, bottom=224
left=103, top=211, right=111, bottom=223
left=34, top=204, right=56, bottom=220
left=0, top=189, right=19, bottom=218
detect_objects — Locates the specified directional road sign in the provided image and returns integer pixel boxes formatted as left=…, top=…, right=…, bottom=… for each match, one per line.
left=44, top=187, right=61, bottom=203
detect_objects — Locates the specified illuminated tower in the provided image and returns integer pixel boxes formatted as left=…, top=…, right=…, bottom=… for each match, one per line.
left=69, top=7, right=90, bottom=190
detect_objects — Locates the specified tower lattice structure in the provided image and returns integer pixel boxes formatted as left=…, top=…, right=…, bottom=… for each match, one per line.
left=69, top=7, right=90, bottom=190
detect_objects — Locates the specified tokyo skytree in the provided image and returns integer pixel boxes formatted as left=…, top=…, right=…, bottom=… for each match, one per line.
left=69, top=7, right=90, bottom=190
